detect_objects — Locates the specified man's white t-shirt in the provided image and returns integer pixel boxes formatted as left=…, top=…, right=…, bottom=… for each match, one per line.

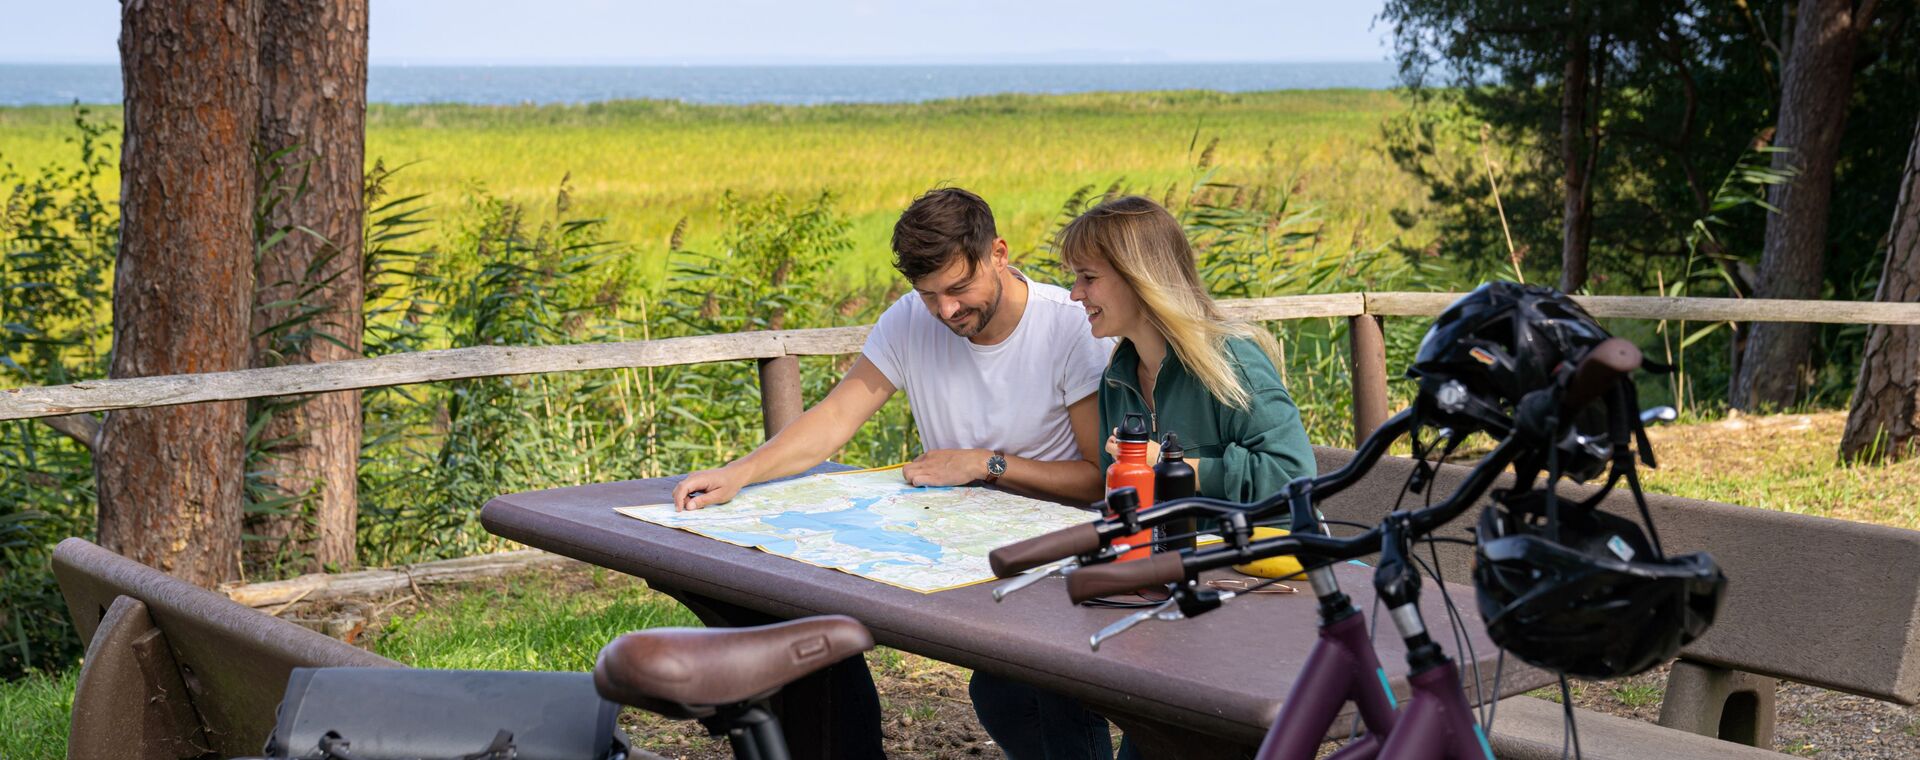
left=861, top=272, right=1113, bottom=462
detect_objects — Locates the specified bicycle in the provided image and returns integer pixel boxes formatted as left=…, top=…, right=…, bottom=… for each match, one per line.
left=991, top=323, right=1721, bottom=759
left=244, top=615, right=875, bottom=760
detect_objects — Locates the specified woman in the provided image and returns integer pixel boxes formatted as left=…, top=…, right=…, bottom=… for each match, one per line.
left=1063, top=195, right=1315, bottom=501
left=968, top=196, right=1317, bottom=760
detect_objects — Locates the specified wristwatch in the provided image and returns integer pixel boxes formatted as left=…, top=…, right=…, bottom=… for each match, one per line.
left=984, top=451, right=1007, bottom=484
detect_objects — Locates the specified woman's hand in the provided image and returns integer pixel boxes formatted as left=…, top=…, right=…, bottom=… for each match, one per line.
left=1104, top=428, right=1162, bottom=464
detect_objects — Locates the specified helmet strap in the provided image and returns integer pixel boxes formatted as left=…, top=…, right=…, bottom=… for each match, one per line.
left=1604, top=380, right=1667, bottom=559
left=1545, top=405, right=1565, bottom=543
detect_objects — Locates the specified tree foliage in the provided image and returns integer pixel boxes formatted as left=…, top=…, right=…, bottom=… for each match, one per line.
left=1382, top=0, right=1920, bottom=405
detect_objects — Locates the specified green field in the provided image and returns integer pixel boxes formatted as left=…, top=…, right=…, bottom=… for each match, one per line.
left=0, top=89, right=1421, bottom=283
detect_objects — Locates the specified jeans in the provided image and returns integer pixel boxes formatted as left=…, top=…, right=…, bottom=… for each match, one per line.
left=969, top=670, right=1116, bottom=760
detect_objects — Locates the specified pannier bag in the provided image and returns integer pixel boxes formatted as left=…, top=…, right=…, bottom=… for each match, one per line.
left=252, top=667, right=630, bottom=760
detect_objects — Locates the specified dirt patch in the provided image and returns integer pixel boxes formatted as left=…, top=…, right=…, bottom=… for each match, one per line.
left=1523, top=664, right=1920, bottom=759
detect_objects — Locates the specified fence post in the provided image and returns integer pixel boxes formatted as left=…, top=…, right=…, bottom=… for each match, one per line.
left=1349, top=314, right=1388, bottom=448
left=757, top=355, right=804, bottom=441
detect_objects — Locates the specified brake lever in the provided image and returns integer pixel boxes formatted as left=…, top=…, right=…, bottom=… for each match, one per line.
left=1640, top=406, right=1677, bottom=425
left=1089, top=597, right=1183, bottom=651
left=1088, top=586, right=1237, bottom=651
left=992, top=557, right=1077, bottom=601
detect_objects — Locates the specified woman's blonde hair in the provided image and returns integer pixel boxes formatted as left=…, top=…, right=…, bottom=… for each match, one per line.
left=1058, top=196, right=1281, bottom=410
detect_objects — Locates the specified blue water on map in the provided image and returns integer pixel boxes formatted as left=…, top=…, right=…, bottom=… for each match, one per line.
left=765, top=505, right=944, bottom=562
left=706, top=531, right=798, bottom=555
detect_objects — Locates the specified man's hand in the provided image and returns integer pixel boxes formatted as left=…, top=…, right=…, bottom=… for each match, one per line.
left=673, top=463, right=753, bottom=511
left=902, top=448, right=991, bottom=487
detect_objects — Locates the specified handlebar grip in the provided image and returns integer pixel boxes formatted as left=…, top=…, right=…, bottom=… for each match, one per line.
left=990, top=523, right=1101, bottom=578
left=1066, top=552, right=1185, bottom=603
left=1564, top=337, right=1641, bottom=410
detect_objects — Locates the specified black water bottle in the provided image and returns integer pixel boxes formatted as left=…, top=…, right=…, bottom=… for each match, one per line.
left=1153, top=433, right=1198, bottom=553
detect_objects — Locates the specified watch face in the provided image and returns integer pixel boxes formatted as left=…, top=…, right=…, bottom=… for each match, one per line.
left=988, top=454, right=1007, bottom=477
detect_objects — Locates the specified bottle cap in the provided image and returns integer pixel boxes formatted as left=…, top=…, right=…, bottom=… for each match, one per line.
left=1159, top=432, right=1184, bottom=459
left=1119, top=412, right=1149, bottom=443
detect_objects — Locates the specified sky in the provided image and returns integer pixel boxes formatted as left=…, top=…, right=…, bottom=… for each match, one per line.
left=0, top=1, right=1390, bottom=66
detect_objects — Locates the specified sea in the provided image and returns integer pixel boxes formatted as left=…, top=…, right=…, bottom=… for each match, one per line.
left=0, top=61, right=1396, bottom=107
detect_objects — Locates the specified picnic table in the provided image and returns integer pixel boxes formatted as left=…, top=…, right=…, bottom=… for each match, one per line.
left=481, top=464, right=1550, bottom=758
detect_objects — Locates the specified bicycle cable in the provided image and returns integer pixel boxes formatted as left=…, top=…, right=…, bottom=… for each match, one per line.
left=1415, top=433, right=1492, bottom=730
left=1484, top=649, right=1507, bottom=740
left=1395, top=427, right=1488, bottom=728
left=1345, top=439, right=1435, bottom=747
left=1558, top=674, right=1583, bottom=760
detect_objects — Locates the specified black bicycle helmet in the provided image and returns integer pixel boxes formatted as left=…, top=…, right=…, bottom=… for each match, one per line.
left=1474, top=488, right=1726, bottom=679
left=1409, top=282, right=1616, bottom=481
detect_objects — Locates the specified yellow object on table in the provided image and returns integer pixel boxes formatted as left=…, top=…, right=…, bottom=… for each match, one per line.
left=1233, top=526, right=1307, bottom=579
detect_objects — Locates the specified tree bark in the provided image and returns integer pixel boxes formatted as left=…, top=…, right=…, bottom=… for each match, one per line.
left=1841, top=115, right=1920, bottom=462
left=1733, top=0, right=1865, bottom=410
left=249, top=0, right=369, bottom=572
left=1558, top=8, right=1595, bottom=294
left=98, top=0, right=261, bottom=587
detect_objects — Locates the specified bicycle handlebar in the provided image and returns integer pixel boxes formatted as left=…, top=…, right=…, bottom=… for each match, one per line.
left=1065, top=551, right=1185, bottom=601
left=1565, top=337, right=1641, bottom=410
left=1059, top=339, right=1644, bottom=602
left=988, top=409, right=1415, bottom=577
left=990, top=523, right=1101, bottom=578
left=1065, top=432, right=1520, bottom=603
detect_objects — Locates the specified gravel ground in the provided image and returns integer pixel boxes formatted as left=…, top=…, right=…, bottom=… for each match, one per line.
left=1518, top=664, right=1920, bottom=758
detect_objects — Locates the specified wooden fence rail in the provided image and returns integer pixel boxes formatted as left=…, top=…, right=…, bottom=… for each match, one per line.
left=7, top=292, right=1920, bottom=446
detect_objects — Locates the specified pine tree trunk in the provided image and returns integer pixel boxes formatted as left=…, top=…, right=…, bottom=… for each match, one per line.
left=1733, top=0, right=1864, bottom=410
left=98, top=0, right=261, bottom=587
left=1841, top=115, right=1920, bottom=462
left=249, top=0, right=369, bottom=572
left=1558, top=18, right=1594, bottom=294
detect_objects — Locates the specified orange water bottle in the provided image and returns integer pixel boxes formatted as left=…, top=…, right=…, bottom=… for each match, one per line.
left=1107, top=412, right=1155, bottom=562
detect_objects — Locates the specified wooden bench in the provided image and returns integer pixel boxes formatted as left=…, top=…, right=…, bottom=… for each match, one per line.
left=52, top=538, right=404, bottom=758
left=1313, top=446, right=1920, bottom=758
left=53, top=537, right=679, bottom=760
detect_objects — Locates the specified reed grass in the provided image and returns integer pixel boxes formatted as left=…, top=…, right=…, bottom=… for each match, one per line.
left=0, top=90, right=1420, bottom=282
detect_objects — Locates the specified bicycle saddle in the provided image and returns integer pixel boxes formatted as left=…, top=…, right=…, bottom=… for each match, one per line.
left=593, top=614, right=874, bottom=718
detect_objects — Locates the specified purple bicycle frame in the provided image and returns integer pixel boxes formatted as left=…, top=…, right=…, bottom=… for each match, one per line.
left=1252, top=568, right=1496, bottom=760
left=1255, top=610, right=1398, bottom=760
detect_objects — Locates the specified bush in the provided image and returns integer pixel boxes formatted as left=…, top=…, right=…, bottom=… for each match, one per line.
left=0, top=107, right=116, bottom=677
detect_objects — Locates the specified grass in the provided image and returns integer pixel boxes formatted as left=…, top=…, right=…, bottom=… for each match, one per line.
left=1640, top=411, right=1920, bottom=529
left=0, top=90, right=1420, bottom=283
left=0, top=669, right=74, bottom=760
left=1609, top=683, right=1663, bottom=709
left=368, top=565, right=701, bottom=671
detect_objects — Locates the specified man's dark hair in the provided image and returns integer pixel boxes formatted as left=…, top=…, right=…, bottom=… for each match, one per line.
left=891, top=187, right=997, bottom=282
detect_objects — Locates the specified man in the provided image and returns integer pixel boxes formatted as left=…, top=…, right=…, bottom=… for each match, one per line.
left=673, top=186, right=1107, bottom=507
left=671, top=187, right=1117, bottom=759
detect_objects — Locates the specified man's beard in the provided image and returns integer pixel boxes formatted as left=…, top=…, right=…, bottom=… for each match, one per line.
left=944, top=274, right=1003, bottom=338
